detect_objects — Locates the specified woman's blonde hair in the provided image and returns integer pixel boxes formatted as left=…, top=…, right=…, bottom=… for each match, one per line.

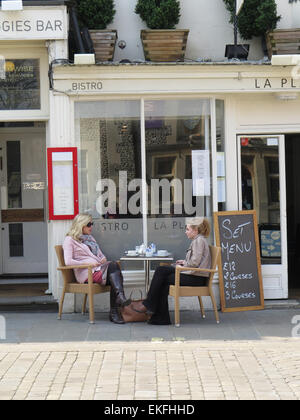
left=186, top=217, right=211, bottom=238
left=67, top=213, right=92, bottom=241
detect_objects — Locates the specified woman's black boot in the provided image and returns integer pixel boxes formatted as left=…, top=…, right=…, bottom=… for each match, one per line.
left=109, top=289, right=125, bottom=324
left=109, top=271, right=131, bottom=307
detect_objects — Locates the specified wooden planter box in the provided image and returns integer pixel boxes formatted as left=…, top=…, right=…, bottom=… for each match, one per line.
left=141, top=29, right=189, bottom=62
left=89, top=29, right=118, bottom=62
left=266, top=28, right=300, bottom=58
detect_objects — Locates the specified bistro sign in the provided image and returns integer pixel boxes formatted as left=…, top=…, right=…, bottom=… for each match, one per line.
left=55, top=75, right=300, bottom=95
left=0, top=8, right=67, bottom=40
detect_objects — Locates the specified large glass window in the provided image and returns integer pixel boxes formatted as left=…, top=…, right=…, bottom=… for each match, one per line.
left=75, top=101, right=143, bottom=266
left=0, top=59, right=40, bottom=110
left=145, top=99, right=212, bottom=261
left=75, top=99, right=223, bottom=266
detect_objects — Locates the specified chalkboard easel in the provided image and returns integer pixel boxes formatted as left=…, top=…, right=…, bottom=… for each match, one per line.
left=214, top=210, right=264, bottom=313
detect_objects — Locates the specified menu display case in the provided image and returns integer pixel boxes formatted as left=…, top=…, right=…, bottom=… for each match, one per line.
left=47, top=147, right=79, bottom=220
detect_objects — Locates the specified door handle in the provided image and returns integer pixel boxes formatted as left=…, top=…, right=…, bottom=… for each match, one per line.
left=0, top=156, right=2, bottom=171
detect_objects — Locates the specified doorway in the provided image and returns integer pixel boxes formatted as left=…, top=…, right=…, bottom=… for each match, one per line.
left=0, top=126, right=48, bottom=276
left=238, top=134, right=288, bottom=299
left=285, top=133, right=300, bottom=298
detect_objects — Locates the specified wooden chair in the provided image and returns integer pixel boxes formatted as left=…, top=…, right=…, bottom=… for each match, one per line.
left=169, top=245, right=221, bottom=327
left=55, top=245, right=110, bottom=324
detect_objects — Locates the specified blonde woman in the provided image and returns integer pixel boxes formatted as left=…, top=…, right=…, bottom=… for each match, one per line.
left=132, top=218, right=212, bottom=325
left=63, top=213, right=130, bottom=324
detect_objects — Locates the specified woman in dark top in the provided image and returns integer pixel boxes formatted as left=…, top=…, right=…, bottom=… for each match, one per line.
left=132, top=218, right=211, bottom=325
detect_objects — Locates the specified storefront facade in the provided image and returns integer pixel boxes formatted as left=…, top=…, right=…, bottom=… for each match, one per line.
left=0, top=2, right=68, bottom=282
left=48, top=63, right=300, bottom=311
left=1, top=1, right=300, bottom=313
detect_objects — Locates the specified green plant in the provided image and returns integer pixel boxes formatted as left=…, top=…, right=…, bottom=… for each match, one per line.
left=135, top=0, right=181, bottom=29
left=75, top=0, right=116, bottom=29
left=223, top=0, right=280, bottom=39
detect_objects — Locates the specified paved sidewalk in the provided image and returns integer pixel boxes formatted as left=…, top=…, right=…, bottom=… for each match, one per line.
left=0, top=308, right=300, bottom=400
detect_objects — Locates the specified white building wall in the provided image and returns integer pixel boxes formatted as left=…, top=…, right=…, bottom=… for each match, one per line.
left=277, top=0, right=300, bottom=28
left=108, top=0, right=299, bottom=63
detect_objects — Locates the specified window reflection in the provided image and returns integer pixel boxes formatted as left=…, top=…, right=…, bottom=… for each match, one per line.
left=7, top=141, right=22, bottom=209
left=145, top=99, right=212, bottom=219
left=75, top=101, right=143, bottom=267
left=216, top=100, right=226, bottom=211
left=75, top=99, right=224, bottom=264
left=145, top=99, right=213, bottom=261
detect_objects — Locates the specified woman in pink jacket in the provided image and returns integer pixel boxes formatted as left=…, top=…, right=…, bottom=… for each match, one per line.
left=63, top=213, right=130, bottom=324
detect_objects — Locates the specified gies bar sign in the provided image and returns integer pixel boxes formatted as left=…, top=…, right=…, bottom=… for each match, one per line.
left=0, top=8, right=67, bottom=39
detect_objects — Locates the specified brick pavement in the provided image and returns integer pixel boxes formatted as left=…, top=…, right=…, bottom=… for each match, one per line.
left=1, top=308, right=300, bottom=401
left=0, top=340, right=300, bottom=400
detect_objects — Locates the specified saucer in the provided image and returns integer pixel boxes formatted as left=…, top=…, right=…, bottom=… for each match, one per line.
left=157, top=250, right=169, bottom=257
left=126, top=251, right=138, bottom=256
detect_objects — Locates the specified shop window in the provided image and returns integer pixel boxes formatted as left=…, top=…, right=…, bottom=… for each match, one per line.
left=75, top=101, right=143, bottom=268
left=145, top=99, right=213, bottom=260
left=75, top=99, right=219, bottom=264
left=0, top=59, right=40, bottom=110
left=79, top=149, right=88, bottom=195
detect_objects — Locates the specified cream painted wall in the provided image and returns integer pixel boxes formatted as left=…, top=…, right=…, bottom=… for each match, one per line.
left=277, top=0, right=300, bottom=28
left=108, top=0, right=298, bottom=63
left=235, top=93, right=300, bottom=127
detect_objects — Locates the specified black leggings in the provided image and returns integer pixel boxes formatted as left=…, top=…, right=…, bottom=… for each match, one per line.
left=143, top=265, right=207, bottom=324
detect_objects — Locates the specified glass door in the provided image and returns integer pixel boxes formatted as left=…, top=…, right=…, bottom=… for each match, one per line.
left=237, top=135, right=287, bottom=299
left=0, top=130, right=48, bottom=274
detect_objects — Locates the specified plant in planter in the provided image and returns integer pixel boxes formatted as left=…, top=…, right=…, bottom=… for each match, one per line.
left=223, top=0, right=280, bottom=59
left=75, top=0, right=117, bottom=61
left=135, top=0, right=189, bottom=62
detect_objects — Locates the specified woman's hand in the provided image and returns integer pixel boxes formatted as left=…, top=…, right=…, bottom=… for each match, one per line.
left=176, top=259, right=185, bottom=266
left=100, top=257, right=107, bottom=264
left=91, top=262, right=101, bottom=268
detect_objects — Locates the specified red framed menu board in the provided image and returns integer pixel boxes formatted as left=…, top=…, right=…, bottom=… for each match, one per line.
left=47, top=147, right=79, bottom=220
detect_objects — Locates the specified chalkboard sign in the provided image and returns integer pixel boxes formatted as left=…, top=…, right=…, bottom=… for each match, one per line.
left=214, top=210, right=264, bottom=312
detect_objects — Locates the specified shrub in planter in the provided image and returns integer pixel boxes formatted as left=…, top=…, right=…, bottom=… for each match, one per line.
left=223, top=0, right=280, bottom=57
left=135, top=0, right=181, bottom=29
left=75, top=0, right=117, bottom=61
left=75, top=0, right=116, bottom=30
left=135, top=0, right=189, bottom=62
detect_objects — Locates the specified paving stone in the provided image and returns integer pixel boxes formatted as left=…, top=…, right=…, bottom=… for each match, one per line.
left=1, top=308, right=300, bottom=400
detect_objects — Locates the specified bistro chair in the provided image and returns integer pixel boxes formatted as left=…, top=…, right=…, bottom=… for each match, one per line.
left=55, top=245, right=110, bottom=324
left=169, top=245, right=221, bottom=327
